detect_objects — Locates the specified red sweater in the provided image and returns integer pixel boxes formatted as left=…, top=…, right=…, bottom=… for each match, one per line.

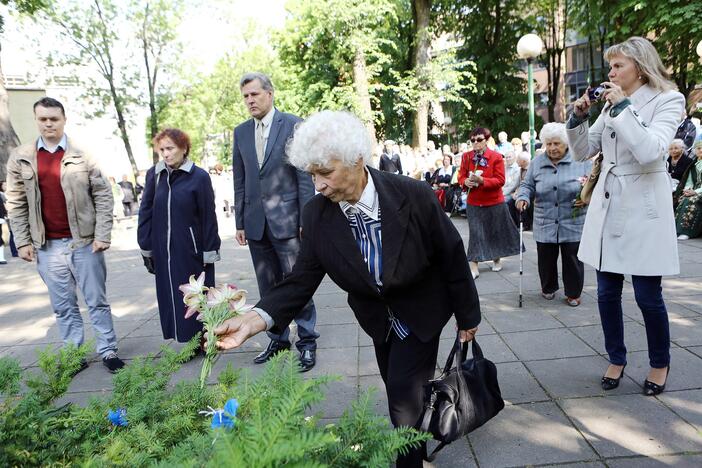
left=37, top=148, right=72, bottom=239
left=457, top=148, right=505, bottom=207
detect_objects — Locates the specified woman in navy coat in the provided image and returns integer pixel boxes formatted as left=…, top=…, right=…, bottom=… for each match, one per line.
left=138, top=128, right=221, bottom=342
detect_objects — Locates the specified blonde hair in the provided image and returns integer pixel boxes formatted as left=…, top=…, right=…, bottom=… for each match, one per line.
left=604, top=37, right=676, bottom=92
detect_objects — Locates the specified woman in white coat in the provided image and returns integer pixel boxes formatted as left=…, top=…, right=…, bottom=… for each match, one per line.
left=567, top=37, right=685, bottom=396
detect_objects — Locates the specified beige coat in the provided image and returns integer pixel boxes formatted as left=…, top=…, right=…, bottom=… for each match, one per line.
left=6, top=137, right=114, bottom=249
left=567, top=85, right=685, bottom=276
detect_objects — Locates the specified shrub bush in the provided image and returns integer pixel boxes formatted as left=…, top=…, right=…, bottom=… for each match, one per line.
left=0, top=338, right=428, bottom=467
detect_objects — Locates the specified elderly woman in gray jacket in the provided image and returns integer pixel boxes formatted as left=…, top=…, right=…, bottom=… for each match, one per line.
left=516, top=123, right=592, bottom=307
left=567, top=37, right=685, bottom=396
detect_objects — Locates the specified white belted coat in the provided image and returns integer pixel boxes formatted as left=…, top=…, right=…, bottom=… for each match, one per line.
left=567, top=85, right=685, bottom=276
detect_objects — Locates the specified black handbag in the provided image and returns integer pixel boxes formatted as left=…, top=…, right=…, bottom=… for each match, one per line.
left=420, top=337, right=504, bottom=460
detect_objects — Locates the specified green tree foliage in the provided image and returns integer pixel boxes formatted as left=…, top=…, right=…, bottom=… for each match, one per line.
left=608, top=0, right=702, bottom=101
left=47, top=0, right=142, bottom=180
left=131, top=0, right=184, bottom=164
left=435, top=0, right=533, bottom=138
left=160, top=26, right=296, bottom=166
left=276, top=0, right=401, bottom=145
left=0, top=341, right=428, bottom=467
left=0, top=0, right=51, bottom=182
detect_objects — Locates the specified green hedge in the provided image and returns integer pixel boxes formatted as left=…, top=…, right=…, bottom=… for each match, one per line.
left=0, top=338, right=428, bottom=467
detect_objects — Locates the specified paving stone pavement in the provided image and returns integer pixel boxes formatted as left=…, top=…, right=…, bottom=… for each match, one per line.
left=2, top=214, right=702, bottom=467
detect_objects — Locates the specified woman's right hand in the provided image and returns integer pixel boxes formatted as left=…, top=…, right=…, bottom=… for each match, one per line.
left=515, top=200, right=528, bottom=212
left=573, top=89, right=592, bottom=118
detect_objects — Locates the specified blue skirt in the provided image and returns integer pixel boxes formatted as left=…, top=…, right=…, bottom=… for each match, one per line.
left=465, top=203, right=523, bottom=262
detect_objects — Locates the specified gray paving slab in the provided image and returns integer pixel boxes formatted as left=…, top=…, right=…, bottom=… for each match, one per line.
left=624, top=348, right=702, bottom=392
left=494, top=361, right=549, bottom=404
left=501, top=328, right=597, bottom=361
left=483, top=308, right=565, bottom=333
left=657, top=389, right=702, bottom=430
left=569, top=321, right=651, bottom=355
left=425, top=437, right=477, bottom=468
left=468, top=401, right=596, bottom=467
left=669, top=316, right=702, bottom=347
left=525, top=355, right=642, bottom=399
left=559, top=394, right=702, bottom=457
left=607, top=454, right=702, bottom=467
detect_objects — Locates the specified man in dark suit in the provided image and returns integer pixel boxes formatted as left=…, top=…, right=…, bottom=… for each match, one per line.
left=232, top=72, right=319, bottom=371
left=219, top=111, right=481, bottom=467
left=379, top=139, right=403, bottom=174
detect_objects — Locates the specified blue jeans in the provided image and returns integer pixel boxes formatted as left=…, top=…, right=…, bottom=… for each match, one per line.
left=36, top=239, right=118, bottom=358
left=248, top=223, right=319, bottom=351
left=596, top=271, right=670, bottom=368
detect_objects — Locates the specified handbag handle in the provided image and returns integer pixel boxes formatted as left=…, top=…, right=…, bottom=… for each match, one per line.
left=440, top=335, right=483, bottom=377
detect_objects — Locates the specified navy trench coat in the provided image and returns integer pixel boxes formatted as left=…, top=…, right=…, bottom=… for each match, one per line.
left=137, top=160, right=221, bottom=342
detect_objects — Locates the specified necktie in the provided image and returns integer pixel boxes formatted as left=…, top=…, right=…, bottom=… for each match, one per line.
left=255, top=121, right=265, bottom=166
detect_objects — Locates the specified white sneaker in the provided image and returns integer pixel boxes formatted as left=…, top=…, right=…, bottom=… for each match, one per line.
left=491, top=259, right=503, bottom=272
left=678, top=234, right=690, bottom=241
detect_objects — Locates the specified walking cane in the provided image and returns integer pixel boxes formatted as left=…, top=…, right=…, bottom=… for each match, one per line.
left=518, top=210, right=524, bottom=308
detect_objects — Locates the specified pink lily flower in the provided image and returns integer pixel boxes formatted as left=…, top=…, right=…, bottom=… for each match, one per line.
left=179, top=272, right=207, bottom=297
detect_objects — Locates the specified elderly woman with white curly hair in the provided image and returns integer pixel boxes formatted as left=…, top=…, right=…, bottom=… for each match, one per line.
left=213, top=110, right=481, bottom=468
left=516, top=123, right=592, bottom=307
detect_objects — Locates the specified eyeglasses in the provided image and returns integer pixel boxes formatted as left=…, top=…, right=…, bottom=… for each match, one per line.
left=470, top=137, right=486, bottom=143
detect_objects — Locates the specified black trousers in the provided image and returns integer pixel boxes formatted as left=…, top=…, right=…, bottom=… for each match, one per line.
left=535, top=241, right=584, bottom=298
left=374, top=331, right=440, bottom=468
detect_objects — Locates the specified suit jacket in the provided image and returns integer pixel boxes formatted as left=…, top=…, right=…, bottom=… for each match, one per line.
left=232, top=109, right=314, bottom=241
left=379, top=153, right=403, bottom=174
left=257, top=167, right=481, bottom=343
left=567, top=85, right=685, bottom=275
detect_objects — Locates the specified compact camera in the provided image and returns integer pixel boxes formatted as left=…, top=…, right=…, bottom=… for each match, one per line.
left=587, top=85, right=607, bottom=101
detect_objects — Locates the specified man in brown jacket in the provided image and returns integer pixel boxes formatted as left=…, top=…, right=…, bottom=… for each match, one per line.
left=5, top=97, right=124, bottom=373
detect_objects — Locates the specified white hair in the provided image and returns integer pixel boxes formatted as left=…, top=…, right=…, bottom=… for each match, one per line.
left=669, top=138, right=686, bottom=149
left=287, top=110, right=370, bottom=170
left=539, top=122, right=568, bottom=145
left=517, top=151, right=531, bottom=162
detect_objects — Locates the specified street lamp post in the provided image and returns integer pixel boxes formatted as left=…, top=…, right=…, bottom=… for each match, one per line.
left=517, top=33, right=544, bottom=159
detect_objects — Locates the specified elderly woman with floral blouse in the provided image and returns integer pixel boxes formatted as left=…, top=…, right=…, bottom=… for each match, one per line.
left=675, top=140, right=702, bottom=240
left=516, top=123, right=592, bottom=306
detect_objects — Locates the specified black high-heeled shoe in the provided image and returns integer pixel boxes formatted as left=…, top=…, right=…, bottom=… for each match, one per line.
left=643, top=365, right=670, bottom=396
left=601, top=364, right=626, bottom=391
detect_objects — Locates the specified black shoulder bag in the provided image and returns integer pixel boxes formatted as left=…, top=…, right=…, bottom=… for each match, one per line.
left=420, top=337, right=505, bottom=461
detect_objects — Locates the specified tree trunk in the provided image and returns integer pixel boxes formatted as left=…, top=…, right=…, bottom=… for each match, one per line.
left=411, top=0, right=431, bottom=149
left=109, top=82, right=139, bottom=180
left=142, top=1, right=160, bottom=164
left=352, top=47, right=377, bottom=148
left=0, top=47, right=20, bottom=182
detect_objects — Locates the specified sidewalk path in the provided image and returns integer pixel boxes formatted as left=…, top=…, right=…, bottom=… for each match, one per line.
left=2, top=215, right=702, bottom=467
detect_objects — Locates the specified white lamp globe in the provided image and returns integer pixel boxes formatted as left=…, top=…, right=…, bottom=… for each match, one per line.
left=517, top=34, right=544, bottom=60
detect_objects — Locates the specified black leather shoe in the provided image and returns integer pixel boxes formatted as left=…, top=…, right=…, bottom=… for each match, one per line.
left=601, top=364, right=626, bottom=391
left=253, top=340, right=290, bottom=364
left=643, top=365, right=670, bottom=396
left=299, top=349, right=316, bottom=372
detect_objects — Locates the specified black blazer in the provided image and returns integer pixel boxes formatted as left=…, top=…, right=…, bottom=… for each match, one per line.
left=257, top=167, right=481, bottom=343
left=379, top=153, right=403, bottom=174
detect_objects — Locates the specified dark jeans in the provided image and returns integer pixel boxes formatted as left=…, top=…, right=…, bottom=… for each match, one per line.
left=596, top=271, right=670, bottom=368
left=536, top=241, right=584, bottom=298
left=374, top=331, right=440, bottom=468
left=248, top=222, right=319, bottom=351
left=9, top=228, right=18, bottom=256
left=122, top=201, right=136, bottom=217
